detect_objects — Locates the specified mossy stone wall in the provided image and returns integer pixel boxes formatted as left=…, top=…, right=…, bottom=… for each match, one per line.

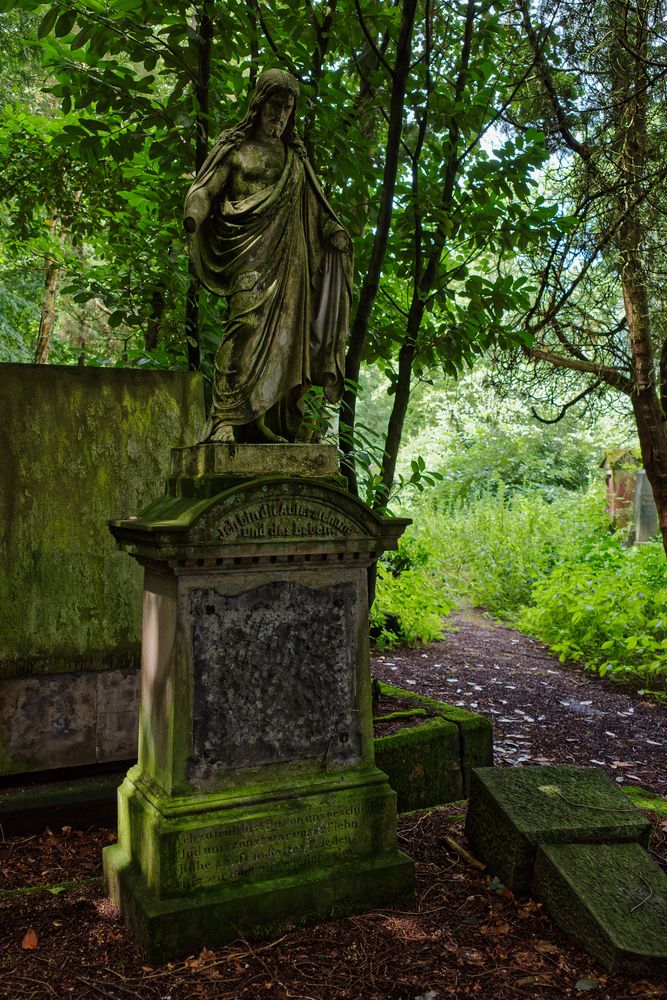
left=0, top=364, right=204, bottom=774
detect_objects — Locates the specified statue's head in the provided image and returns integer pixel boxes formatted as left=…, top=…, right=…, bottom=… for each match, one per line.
left=247, top=69, right=300, bottom=144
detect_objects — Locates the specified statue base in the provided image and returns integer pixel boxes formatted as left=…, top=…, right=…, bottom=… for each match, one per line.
left=104, top=444, right=414, bottom=959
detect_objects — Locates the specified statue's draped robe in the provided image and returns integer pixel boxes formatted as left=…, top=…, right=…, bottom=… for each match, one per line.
left=185, top=144, right=352, bottom=440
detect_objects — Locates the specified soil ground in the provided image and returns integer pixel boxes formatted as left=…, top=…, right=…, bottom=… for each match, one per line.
left=1, top=612, right=666, bottom=1000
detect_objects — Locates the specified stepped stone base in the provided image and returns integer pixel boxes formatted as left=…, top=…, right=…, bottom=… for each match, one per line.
left=106, top=844, right=413, bottom=963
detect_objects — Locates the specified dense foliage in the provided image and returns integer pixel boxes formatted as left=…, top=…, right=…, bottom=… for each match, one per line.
left=0, top=0, right=565, bottom=502
left=520, top=536, right=667, bottom=692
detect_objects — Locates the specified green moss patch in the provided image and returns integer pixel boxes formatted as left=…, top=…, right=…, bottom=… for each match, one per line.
left=623, top=785, right=667, bottom=818
left=0, top=876, right=102, bottom=902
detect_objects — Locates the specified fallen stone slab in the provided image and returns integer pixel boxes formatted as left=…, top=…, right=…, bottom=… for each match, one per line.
left=465, top=765, right=650, bottom=894
left=533, top=840, right=667, bottom=976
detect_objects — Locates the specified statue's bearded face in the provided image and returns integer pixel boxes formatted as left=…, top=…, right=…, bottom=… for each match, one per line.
left=257, top=90, right=295, bottom=140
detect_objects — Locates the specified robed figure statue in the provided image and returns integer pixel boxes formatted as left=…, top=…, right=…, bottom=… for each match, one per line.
left=184, top=69, right=353, bottom=444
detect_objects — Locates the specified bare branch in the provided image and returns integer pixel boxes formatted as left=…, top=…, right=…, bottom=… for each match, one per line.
left=531, top=380, right=603, bottom=423
left=527, top=345, right=633, bottom=393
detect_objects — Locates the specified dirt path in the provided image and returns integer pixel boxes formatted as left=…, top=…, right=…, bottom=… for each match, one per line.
left=371, top=610, right=667, bottom=797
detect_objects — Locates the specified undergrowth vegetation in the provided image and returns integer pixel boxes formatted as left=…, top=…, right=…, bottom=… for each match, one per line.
left=374, top=485, right=667, bottom=692
left=369, top=376, right=667, bottom=693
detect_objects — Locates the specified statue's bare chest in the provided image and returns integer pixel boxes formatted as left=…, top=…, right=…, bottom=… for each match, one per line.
left=227, top=141, right=286, bottom=200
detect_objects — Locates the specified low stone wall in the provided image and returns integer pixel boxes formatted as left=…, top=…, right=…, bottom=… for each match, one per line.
left=375, top=682, right=493, bottom=810
left=0, top=364, right=205, bottom=775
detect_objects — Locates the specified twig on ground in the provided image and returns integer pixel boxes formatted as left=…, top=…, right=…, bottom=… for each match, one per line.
left=551, top=790, right=638, bottom=812
left=443, top=835, right=486, bottom=870
left=630, top=872, right=654, bottom=912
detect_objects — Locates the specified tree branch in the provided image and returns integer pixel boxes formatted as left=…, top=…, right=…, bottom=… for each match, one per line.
left=527, top=345, right=633, bottom=393
left=531, top=380, right=603, bottom=423
left=353, top=0, right=395, bottom=78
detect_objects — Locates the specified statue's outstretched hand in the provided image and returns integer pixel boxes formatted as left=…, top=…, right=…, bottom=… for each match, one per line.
left=330, top=228, right=349, bottom=252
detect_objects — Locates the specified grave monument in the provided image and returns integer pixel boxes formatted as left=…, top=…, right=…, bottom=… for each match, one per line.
left=103, top=68, right=414, bottom=960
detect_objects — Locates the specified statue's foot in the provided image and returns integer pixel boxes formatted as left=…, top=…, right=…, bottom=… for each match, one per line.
left=200, top=419, right=235, bottom=443
left=250, top=416, right=287, bottom=444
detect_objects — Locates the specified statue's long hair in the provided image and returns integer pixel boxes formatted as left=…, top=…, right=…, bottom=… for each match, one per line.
left=207, top=69, right=308, bottom=163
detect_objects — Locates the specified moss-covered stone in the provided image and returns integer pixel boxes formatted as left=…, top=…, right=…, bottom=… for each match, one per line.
left=376, top=682, right=493, bottom=800
left=106, top=842, right=413, bottom=963
left=375, top=716, right=462, bottom=811
left=0, top=364, right=204, bottom=776
left=465, top=766, right=651, bottom=895
left=106, top=449, right=414, bottom=957
left=533, top=841, right=667, bottom=975
left=0, top=771, right=123, bottom=834
left=0, top=364, right=204, bottom=681
left=105, top=765, right=414, bottom=960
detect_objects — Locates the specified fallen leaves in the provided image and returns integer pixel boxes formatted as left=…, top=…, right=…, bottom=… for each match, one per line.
left=629, top=981, right=667, bottom=996
left=21, top=928, right=38, bottom=950
left=576, top=978, right=600, bottom=991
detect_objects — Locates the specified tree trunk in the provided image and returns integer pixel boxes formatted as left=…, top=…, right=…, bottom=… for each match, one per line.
left=185, top=267, right=201, bottom=371
left=375, top=311, right=422, bottom=507
left=145, top=285, right=165, bottom=351
left=34, top=258, right=59, bottom=364
left=340, top=0, right=418, bottom=493
left=612, top=2, right=667, bottom=553
left=373, top=0, right=473, bottom=505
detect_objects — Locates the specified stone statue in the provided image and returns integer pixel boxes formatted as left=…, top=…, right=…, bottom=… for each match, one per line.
left=184, top=69, right=353, bottom=444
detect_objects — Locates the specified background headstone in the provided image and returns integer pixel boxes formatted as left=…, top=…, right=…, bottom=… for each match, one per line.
left=0, top=364, right=204, bottom=774
left=634, top=470, right=659, bottom=543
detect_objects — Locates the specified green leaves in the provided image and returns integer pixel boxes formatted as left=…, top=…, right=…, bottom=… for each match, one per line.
left=54, top=9, right=76, bottom=37
left=520, top=536, right=667, bottom=687
left=37, top=6, right=58, bottom=38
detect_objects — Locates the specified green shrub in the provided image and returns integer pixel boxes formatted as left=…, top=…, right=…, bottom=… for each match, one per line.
left=414, top=485, right=608, bottom=618
left=519, top=536, right=667, bottom=689
left=370, top=556, right=455, bottom=649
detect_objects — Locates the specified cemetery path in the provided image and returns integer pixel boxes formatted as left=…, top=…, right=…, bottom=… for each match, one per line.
left=371, top=609, right=667, bottom=798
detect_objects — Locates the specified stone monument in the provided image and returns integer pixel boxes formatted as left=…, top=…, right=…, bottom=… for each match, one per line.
left=103, top=69, right=414, bottom=960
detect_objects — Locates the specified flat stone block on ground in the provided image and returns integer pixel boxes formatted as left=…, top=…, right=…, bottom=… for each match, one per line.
left=533, top=841, right=667, bottom=975
left=465, top=766, right=650, bottom=894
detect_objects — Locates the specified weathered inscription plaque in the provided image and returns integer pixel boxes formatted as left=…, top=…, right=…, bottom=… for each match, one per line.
left=216, top=497, right=357, bottom=540
left=170, top=796, right=388, bottom=892
left=188, top=580, right=359, bottom=774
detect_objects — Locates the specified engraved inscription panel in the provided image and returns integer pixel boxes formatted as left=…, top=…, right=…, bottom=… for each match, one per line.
left=172, top=797, right=387, bottom=890
left=215, top=498, right=357, bottom=540
left=188, top=581, right=359, bottom=776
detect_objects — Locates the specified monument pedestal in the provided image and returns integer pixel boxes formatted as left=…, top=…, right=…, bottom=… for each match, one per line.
left=103, top=444, right=414, bottom=960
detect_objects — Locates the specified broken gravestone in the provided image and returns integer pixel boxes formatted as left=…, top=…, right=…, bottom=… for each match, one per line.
left=466, top=765, right=667, bottom=975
